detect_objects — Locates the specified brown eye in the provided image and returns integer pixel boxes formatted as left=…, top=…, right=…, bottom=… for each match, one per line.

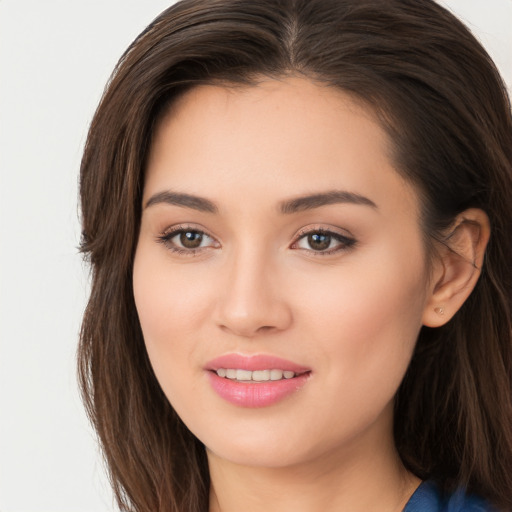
left=158, top=227, right=218, bottom=253
left=307, top=233, right=331, bottom=251
left=180, top=231, right=203, bottom=249
left=293, top=229, right=356, bottom=254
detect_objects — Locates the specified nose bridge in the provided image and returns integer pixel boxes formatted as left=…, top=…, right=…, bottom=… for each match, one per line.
left=215, top=241, right=291, bottom=337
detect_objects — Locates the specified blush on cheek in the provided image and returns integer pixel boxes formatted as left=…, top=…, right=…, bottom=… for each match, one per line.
left=321, top=268, right=425, bottom=393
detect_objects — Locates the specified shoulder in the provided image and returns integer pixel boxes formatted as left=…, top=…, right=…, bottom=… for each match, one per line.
left=403, top=481, right=498, bottom=512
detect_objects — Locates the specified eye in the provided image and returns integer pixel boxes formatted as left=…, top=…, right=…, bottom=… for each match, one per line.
left=157, top=226, right=219, bottom=254
left=292, top=228, right=356, bottom=255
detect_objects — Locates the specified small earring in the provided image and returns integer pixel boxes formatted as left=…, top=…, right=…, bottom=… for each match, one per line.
left=434, top=306, right=445, bottom=315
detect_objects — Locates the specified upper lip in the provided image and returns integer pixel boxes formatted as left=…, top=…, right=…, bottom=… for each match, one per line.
left=205, top=353, right=310, bottom=373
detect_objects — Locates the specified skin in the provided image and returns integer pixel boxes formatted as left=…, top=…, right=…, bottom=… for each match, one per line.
left=132, top=77, right=489, bottom=512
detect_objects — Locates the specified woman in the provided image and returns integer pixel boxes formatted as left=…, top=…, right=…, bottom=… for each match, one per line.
left=78, top=0, right=512, bottom=511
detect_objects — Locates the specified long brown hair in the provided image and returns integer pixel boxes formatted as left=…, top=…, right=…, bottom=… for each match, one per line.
left=78, top=1, right=512, bottom=510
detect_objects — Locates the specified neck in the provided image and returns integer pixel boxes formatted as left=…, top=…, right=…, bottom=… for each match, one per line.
left=207, top=419, right=421, bottom=512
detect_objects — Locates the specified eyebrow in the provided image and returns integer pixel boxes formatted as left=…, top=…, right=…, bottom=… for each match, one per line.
left=279, top=190, right=377, bottom=214
left=145, top=191, right=218, bottom=213
left=144, top=189, right=377, bottom=214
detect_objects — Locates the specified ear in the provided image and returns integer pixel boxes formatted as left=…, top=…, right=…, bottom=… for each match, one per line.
left=422, top=208, right=490, bottom=327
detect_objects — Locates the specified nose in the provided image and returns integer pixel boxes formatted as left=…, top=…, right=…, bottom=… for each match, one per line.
left=214, top=247, right=293, bottom=338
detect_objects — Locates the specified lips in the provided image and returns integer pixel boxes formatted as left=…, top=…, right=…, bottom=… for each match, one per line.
left=205, top=354, right=311, bottom=407
left=206, top=353, right=310, bottom=373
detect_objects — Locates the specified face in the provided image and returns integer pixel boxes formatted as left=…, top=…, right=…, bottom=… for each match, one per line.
left=133, top=77, right=433, bottom=469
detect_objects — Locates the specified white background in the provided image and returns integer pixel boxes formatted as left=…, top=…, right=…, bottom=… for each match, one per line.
left=0, top=1, right=510, bottom=511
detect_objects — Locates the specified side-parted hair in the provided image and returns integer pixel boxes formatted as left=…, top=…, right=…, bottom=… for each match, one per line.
left=78, top=1, right=512, bottom=511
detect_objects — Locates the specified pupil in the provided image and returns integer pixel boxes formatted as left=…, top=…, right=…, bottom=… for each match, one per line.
left=180, top=231, right=202, bottom=249
left=308, top=233, right=331, bottom=251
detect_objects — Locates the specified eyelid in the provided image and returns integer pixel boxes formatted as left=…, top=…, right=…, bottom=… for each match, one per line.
left=293, top=224, right=355, bottom=240
left=155, top=223, right=355, bottom=256
left=290, top=225, right=357, bottom=255
left=156, top=223, right=220, bottom=254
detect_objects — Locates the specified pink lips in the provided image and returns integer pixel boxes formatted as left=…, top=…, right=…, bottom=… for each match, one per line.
left=205, top=354, right=311, bottom=408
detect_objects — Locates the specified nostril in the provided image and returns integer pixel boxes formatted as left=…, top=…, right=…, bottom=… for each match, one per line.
left=256, top=325, right=275, bottom=333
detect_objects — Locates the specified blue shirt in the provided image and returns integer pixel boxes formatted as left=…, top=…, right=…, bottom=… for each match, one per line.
left=403, top=481, right=496, bottom=511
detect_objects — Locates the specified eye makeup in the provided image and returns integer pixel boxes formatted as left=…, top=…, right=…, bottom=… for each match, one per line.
left=156, top=224, right=220, bottom=256
left=155, top=222, right=357, bottom=258
left=291, top=226, right=357, bottom=256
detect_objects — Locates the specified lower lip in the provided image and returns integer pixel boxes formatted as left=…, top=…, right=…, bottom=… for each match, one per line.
left=207, top=372, right=310, bottom=408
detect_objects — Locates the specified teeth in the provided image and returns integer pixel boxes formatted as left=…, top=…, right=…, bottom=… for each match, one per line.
left=270, top=369, right=283, bottom=380
left=216, top=368, right=298, bottom=382
left=236, top=369, right=252, bottom=381
left=252, top=370, right=270, bottom=381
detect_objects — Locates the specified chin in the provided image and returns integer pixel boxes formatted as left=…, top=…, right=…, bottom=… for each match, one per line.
left=206, top=441, right=309, bottom=469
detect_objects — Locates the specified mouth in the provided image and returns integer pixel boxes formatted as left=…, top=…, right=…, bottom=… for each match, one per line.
left=214, top=368, right=307, bottom=382
left=205, top=354, right=311, bottom=407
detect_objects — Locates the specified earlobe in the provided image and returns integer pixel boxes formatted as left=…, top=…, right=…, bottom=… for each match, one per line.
left=422, top=208, right=490, bottom=328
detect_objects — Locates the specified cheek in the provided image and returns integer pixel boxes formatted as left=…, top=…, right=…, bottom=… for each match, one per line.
left=297, top=244, right=428, bottom=406
left=341, top=263, right=426, bottom=347
left=133, top=235, right=216, bottom=330
left=132, top=243, right=214, bottom=392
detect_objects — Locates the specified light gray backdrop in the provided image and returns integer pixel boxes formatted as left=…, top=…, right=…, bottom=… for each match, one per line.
left=0, top=1, right=510, bottom=511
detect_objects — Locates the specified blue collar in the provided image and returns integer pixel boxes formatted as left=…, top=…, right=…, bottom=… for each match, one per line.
left=403, top=480, right=495, bottom=511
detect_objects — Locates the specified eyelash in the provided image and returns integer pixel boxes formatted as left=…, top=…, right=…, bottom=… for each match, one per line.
left=156, top=225, right=357, bottom=256
left=156, top=224, right=218, bottom=256
left=291, top=227, right=357, bottom=256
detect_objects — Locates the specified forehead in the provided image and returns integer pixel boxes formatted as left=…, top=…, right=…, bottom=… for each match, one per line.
left=144, top=77, right=418, bottom=221
left=153, top=77, right=387, bottom=162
